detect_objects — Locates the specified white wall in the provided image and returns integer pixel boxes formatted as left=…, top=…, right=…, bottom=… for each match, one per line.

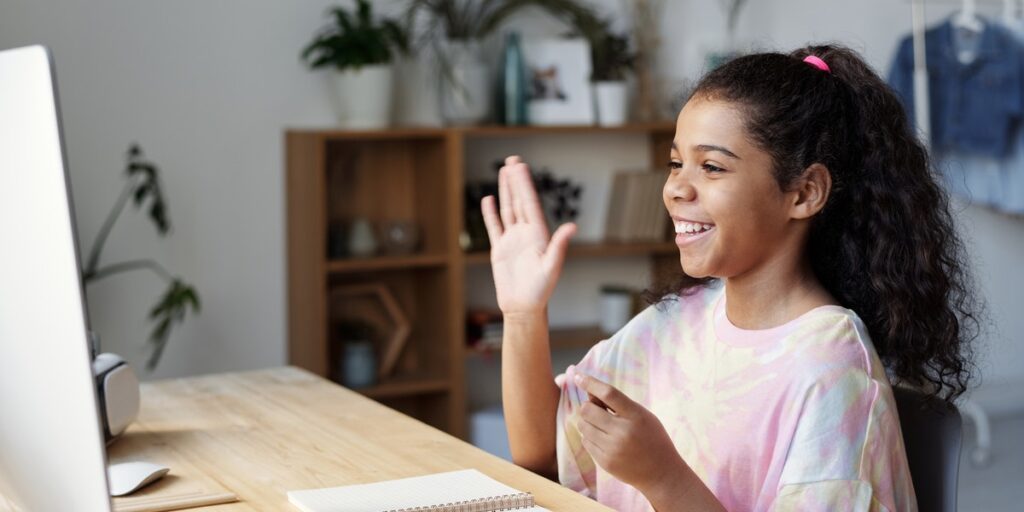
left=2, top=0, right=1021, bottom=412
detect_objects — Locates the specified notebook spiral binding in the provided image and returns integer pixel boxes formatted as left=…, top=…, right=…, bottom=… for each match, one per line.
left=384, top=492, right=535, bottom=512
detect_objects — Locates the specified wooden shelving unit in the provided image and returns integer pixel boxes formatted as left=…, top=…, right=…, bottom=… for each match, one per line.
left=286, top=123, right=679, bottom=439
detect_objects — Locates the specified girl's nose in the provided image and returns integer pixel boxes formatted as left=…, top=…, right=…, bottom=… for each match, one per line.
left=664, top=173, right=696, bottom=203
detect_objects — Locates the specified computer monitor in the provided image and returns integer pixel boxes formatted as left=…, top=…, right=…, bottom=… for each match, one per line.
left=0, top=45, right=112, bottom=511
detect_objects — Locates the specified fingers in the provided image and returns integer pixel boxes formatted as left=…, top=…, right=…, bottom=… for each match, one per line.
left=575, top=373, right=631, bottom=416
left=509, top=163, right=547, bottom=227
left=498, top=164, right=516, bottom=227
left=579, top=401, right=614, bottom=433
left=580, top=434, right=607, bottom=459
left=542, top=222, right=576, bottom=277
left=505, top=155, right=523, bottom=166
left=578, top=403, right=613, bottom=449
left=481, top=195, right=503, bottom=243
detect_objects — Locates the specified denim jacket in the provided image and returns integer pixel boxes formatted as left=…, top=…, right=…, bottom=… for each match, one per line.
left=888, top=19, right=1024, bottom=158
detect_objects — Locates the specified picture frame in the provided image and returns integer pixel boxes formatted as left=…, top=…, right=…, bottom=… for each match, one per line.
left=522, top=38, right=595, bottom=126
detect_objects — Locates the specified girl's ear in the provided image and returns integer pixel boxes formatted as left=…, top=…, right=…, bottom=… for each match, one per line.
left=789, top=163, right=832, bottom=220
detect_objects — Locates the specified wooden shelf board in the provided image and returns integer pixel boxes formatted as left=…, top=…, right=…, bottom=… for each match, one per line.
left=465, top=240, right=677, bottom=265
left=457, top=122, right=676, bottom=137
left=466, top=325, right=607, bottom=356
left=286, top=127, right=447, bottom=140
left=326, top=253, right=448, bottom=274
left=287, top=122, right=675, bottom=141
left=352, top=377, right=450, bottom=399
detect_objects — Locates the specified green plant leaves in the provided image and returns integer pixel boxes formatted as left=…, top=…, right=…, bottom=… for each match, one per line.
left=301, top=0, right=408, bottom=71
left=125, top=144, right=170, bottom=235
left=146, top=278, right=201, bottom=371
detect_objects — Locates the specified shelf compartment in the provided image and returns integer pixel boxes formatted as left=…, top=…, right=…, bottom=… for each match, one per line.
left=326, top=253, right=448, bottom=274
left=328, top=268, right=454, bottom=386
left=464, top=240, right=677, bottom=265
left=325, top=138, right=449, bottom=258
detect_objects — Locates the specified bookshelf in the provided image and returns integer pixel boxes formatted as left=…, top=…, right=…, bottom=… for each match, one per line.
left=286, top=123, right=680, bottom=438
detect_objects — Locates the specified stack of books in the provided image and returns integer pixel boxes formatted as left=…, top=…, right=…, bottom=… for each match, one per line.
left=604, top=171, right=670, bottom=242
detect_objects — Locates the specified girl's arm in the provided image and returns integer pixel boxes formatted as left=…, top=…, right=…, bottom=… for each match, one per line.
left=480, top=156, right=576, bottom=479
left=501, top=310, right=560, bottom=478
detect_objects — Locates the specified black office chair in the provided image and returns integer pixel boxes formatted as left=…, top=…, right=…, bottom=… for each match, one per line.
left=892, top=386, right=963, bottom=512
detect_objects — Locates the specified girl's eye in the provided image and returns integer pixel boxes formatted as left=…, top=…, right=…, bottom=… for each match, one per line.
left=667, top=160, right=683, bottom=171
left=702, top=163, right=726, bottom=173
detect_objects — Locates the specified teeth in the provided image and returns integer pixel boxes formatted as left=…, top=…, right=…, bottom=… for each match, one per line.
left=674, top=221, right=713, bottom=234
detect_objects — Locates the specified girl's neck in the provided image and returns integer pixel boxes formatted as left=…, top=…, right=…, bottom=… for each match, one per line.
left=723, top=250, right=836, bottom=330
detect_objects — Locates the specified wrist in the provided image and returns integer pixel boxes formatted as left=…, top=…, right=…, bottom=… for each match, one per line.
left=502, top=309, right=547, bottom=325
left=639, top=455, right=694, bottom=510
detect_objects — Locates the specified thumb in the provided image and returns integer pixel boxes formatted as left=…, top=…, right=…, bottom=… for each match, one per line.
left=543, top=222, right=577, bottom=277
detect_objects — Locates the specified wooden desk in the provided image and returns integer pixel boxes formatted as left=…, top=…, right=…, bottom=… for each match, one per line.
left=100, top=366, right=609, bottom=511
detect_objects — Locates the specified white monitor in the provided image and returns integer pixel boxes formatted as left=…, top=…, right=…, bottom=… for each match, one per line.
left=0, top=45, right=112, bottom=511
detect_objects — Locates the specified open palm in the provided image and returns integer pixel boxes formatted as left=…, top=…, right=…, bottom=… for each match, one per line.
left=482, top=156, right=577, bottom=316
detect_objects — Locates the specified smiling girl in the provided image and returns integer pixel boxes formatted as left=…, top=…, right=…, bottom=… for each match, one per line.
left=481, top=45, right=976, bottom=511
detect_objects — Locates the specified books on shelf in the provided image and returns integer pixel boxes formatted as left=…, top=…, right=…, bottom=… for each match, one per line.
left=604, top=171, right=669, bottom=243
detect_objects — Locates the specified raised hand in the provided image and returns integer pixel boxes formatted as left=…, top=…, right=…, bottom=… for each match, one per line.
left=481, top=156, right=577, bottom=317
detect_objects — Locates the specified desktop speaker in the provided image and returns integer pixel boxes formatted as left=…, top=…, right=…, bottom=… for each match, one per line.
left=91, top=353, right=140, bottom=442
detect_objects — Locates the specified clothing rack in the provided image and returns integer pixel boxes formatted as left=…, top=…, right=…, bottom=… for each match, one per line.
left=908, top=0, right=1020, bottom=145
left=906, top=0, right=1005, bottom=467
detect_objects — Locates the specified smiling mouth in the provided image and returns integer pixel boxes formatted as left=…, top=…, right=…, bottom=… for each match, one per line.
left=674, top=220, right=715, bottom=235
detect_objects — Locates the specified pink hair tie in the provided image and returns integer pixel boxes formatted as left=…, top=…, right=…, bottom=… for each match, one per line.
left=803, top=55, right=831, bottom=73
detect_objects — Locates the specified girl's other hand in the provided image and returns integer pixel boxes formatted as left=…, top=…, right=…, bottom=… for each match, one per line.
left=481, top=156, right=577, bottom=318
left=574, top=373, right=690, bottom=495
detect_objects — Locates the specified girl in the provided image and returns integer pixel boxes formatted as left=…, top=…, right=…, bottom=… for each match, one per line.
left=481, top=44, right=977, bottom=511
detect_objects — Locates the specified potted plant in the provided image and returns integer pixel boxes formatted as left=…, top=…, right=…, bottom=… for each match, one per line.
left=532, top=1, right=636, bottom=125
left=402, top=0, right=593, bottom=125
left=301, top=0, right=409, bottom=129
left=82, top=144, right=200, bottom=372
left=590, top=30, right=636, bottom=126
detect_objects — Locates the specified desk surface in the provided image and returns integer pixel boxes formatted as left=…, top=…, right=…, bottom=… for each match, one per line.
left=100, top=366, right=609, bottom=511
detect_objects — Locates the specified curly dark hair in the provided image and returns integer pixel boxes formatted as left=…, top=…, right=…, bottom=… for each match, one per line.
left=646, top=44, right=979, bottom=406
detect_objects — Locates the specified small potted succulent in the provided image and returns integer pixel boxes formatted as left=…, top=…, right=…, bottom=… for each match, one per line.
left=301, top=0, right=408, bottom=128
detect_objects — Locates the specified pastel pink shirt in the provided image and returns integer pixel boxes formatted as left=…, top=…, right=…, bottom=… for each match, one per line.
left=556, top=283, right=917, bottom=511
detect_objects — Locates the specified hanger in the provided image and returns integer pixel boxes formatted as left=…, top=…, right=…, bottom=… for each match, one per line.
left=1002, top=0, right=1023, bottom=24
left=953, top=0, right=985, bottom=33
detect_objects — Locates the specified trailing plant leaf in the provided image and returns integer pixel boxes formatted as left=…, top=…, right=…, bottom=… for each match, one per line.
left=146, top=278, right=201, bottom=371
left=126, top=144, right=170, bottom=235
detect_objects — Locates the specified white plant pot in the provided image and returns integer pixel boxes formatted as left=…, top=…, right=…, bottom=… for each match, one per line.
left=393, top=54, right=442, bottom=127
left=329, top=64, right=393, bottom=129
left=593, top=81, right=629, bottom=126
left=440, top=40, right=490, bottom=125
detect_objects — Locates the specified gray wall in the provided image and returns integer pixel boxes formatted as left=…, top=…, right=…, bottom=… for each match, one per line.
left=2, top=0, right=1021, bottom=414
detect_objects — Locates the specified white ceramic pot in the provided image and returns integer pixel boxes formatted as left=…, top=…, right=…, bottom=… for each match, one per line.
left=593, top=81, right=629, bottom=126
left=330, top=64, right=393, bottom=129
left=439, top=40, right=490, bottom=125
left=393, top=54, right=442, bottom=127
left=599, top=290, right=633, bottom=335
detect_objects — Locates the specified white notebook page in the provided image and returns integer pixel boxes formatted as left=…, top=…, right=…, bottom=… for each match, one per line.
left=287, top=469, right=551, bottom=512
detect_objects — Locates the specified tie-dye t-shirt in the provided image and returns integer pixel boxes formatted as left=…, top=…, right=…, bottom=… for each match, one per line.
left=555, top=283, right=917, bottom=511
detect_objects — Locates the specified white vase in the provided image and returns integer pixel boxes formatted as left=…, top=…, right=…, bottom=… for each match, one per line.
left=439, top=40, right=490, bottom=125
left=593, top=81, right=629, bottom=126
left=599, top=289, right=633, bottom=335
left=393, top=54, right=442, bottom=127
left=329, top=64, right=393, bottom=129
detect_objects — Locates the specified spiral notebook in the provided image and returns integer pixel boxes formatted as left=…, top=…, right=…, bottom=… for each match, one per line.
left=287, top=469, right=550, bottom=512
